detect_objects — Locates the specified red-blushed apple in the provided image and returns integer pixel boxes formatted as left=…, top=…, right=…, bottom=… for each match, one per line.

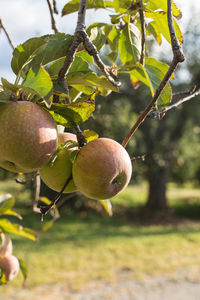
left=0, top=255, right=20, bottom=281
left=0, top=233, right=20, bottom=281
left=72, top=138, right=132, bottom=200
left=0, top=101, right=58, bottom=173
left=40, top=132, right=78, bottom=193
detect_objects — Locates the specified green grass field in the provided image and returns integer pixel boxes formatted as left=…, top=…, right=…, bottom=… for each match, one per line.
left=1, top=180, right=200, bottom=291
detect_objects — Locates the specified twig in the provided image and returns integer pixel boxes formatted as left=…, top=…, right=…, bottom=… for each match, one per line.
left=172, top=85, right=196, bottom=101
left=56, top=192, right=80, bottom=209
left=57, top=0, right=120, bottom=146
left=57, top=0, right=120, bottom=95
left=0, top=19, right=15, bottom=50
left=139, top=1, right=145, bottom=65
left=131, top=155, right=145, bottom=162
left=46, top=0, right=59, bottom=34
left=40, top=174, right=73, bottom=216
left=148, top=88, right=200, bottom=119
left=15, top=172, right=39, bottom=185
left=121, top=0, right=185, bottom=148
left=32, top=175, right=41, bottom=214
left=53, top=0, right=58, bottom=14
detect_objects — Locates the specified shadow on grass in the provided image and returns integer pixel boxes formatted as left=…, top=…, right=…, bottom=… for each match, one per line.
left=11, top=201, right=200, bottom=250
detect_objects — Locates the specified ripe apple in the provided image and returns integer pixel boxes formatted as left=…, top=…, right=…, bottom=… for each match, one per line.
left=0, top=255, right=20, bottom=281
left=72, top=138, right=132, bottom=200
left=40, top=132, right=78, bottom=193
left=0, top=101, right=58, bottom=173
left=0, top=233, right=19, bottom=281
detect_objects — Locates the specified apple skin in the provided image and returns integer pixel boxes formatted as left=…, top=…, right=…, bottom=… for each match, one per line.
left=72, top=138, right=132, bottom=200
left=0, top=255, right=20, bottom=281
left=0, top=101, right=58, bottom=173
left=40, top=132, right=78, bottom=193
left=0, top=233, right=19, bottom=281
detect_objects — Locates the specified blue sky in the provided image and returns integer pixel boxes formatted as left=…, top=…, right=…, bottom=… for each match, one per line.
left=0, top=0, right=199, bottom=82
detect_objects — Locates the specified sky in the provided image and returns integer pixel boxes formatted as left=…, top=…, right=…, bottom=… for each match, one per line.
left=0, top=0, right=199, bottom=82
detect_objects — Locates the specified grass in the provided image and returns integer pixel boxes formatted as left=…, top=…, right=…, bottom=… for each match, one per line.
left=0, top=180, right=200, bottom=292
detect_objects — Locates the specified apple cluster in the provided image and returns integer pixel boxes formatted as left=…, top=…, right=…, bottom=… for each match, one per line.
left=0, top=101, right=132, bottom=200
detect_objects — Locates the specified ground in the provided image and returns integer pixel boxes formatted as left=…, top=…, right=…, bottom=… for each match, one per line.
left=1, top=266, right=200, bottom=300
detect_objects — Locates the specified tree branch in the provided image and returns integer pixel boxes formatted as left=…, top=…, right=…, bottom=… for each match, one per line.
left=121, top=0, right=185, bottom=148
left=172, top=85, right=196, bottom=101
left=57, top=0, right=120, bottom=95
left=32, top=175, right=41, bottom=214
left=0, top=19, right=15, bottom=50
left=57, top=0, right=120, bottom=146
left=139, top=1, right=146, bottom=65
left=53, top=0, right=58, bottom=14
left=46, top=0, right=59, bottom=34
left=148, top=88, right=200, bottom=119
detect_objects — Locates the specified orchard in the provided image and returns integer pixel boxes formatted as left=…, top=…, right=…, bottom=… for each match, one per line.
left=0, top=0, right=199, bottom=288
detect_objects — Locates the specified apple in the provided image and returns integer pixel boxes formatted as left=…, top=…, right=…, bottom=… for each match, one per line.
left=0, top=255, right=20, bottom=281
left=0, top=101, right=58, bottom=173
left=0, top=233, right=19, bottom=281
left=40, top=132, right=78, bottom=193
left=72, top=138, right=132, bottom=200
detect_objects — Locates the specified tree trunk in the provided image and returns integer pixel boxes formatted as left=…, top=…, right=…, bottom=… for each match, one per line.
left=145, top=165, right=168, bottom=210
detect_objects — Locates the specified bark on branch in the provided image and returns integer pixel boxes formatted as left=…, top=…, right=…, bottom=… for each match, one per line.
left=148, top=88, right=200, bottom=119
left=46, top=0, right=59, bottom=34
left=121, top=0, right=185, bottom=148
left=0, top=19, right=15, bottom=50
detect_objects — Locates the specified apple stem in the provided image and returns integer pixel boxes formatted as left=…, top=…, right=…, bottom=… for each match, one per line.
left=40, top=174, right=73, bottom=217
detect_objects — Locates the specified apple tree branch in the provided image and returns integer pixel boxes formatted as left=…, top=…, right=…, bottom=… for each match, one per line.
left=121, top=0, right=185, bottom=148
left=0, top=18, right=15, bottom=50
left=46, top=0, right=59, bottom=34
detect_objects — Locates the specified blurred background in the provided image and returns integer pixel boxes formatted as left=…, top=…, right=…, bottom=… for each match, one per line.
left=0, top=0, right=200, bottom=299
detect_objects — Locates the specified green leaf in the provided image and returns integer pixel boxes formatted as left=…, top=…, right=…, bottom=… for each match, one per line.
left=118, top=23, right=141, bottom=68
left=30, top=33, right=73, bottom=68
left=130, top=58, right=172, bottom=108
left=145, top=10, right=183, bottom=45
left=0, top=219, right=38, bottom=241
left=18, top=258, right=28, bottom=284
left=112, top=0, right=132, bottom=12
left=48, top=56, right=118, bottom=94
left=0, top=91, right=12, bottom=103
left=0, top=209, right=22, bottom=220
left=145, top=58, right=172, bottom=108
left=0, top=194, right=15, bottom=211
left=89, top=27, right=106, bottom=51
left=108, top=26, right=120, bottom=52
left=41, top=220, right=55, bottom=232
left=62, top=0, right=106, bottom=16
left=84, top=129, right=99, bottom=142
left=99, top=199, right=112, bottom=216
left=40, top=94, right=95, bottom=127
left=130, top=63, right=154, bottom=96
left=68, top=71, right=119, bottom=93
left=146, top=21, right=162, bottom=45
left=22, top=66, right=53, bottom=107
left=1, top=78, right=19, bottom=93
left=76, top=50, right=94, bottom=63
left=11, top=37, right=46, bottom=75
left=0, top=272, right=6, bottom=285
left=145, top=0, right=182, bottom=19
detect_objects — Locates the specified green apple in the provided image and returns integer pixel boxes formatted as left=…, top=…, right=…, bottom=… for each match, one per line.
left=72, top=138, right=132, bottom=200
left=0, top=101, right=58, bottom=173
left=40, top=132, right=78, bottom=193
